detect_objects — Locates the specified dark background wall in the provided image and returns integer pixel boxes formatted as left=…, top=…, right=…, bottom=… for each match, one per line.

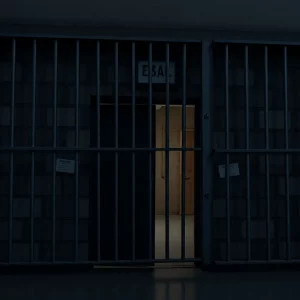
left=1, top=0, right=300, bottom=32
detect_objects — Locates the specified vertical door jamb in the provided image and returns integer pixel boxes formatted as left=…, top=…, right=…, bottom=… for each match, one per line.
left=201, top=41, right=213, bottom=267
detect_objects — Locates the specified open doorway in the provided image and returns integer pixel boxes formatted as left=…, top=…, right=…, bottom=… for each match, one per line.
left=89, top=98, right=197, bottom=264
left=155, top=105, right=195, bottom=260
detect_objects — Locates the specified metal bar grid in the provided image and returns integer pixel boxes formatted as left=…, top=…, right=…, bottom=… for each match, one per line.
left=283, top=46, right=291, bottom=261
left=75, top=40, right=80, bottom=262
left=8, top=38, right=16, bottom=263
left=0, top=147, right=202, bottom=152
left=264, top=45, right=271, bottom=261
left=244, top=45, right=251, bottom=261
left=96, top=40, right=101, bottom=262
left=31, top=39, right=37, bottom=262
left=201, top=41, right=213, bottom=266
left=131, top=41, right=136, bottom=261
left=225, top=44, right=231, bottom=262
left=213, top=42, right=296, bottom=264
left=213, top=149, right=300, bottom=153
left=52, top=39, right=58, bottom=262
left=0, top=257, right=202, bottom=266
left=214, top=259, right=300, bottom=265
left=2, top=37, right=203, bottom=265
left=2, top=38, right=206, bottom=265
left=5, top=36, right=300, bottom=267
left=181, top=43, right=187, bottom=260
left=114, top=41, right=119, bottom=261
left=165, top=43, right=170, bottom=260
left=148, top=42, right=153, bottom=260
left=214, top=40, right=300, bottom=46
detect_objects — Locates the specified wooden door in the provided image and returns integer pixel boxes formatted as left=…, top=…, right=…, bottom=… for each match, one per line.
left=181, top=130, right=194, bottom=215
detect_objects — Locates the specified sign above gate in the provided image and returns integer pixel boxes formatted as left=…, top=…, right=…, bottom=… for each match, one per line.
left=137, top=61, right=175, bottom=84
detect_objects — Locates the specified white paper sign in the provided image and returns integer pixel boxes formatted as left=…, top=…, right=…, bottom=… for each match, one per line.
left=218, top=163, right=240, bottom=179
left=138, top=61, right=175, bottom=84
left=56, top=158, right=75, bottom=174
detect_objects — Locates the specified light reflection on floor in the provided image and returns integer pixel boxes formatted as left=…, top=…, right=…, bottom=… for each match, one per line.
left=155, top=215, right=194, bottom=259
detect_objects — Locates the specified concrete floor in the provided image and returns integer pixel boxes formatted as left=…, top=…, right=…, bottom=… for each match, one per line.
left=1, top=269, right=300, bottom=300
left=2, top=215, right=300, bottom=299
left=155, top=215, right=194, bottom=259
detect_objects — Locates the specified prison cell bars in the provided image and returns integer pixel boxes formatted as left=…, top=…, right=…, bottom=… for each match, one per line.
left=244, top=45, right=251, bottom=261
left=96, top=40, right=101, bottom=262
left=181, top=44, right=187, bottom=260
left=165, top=43, right=170, bottom=259
left=9, top=38, right=16, bottom=263
left=4, top=38, right=200, bottom=265
left=131, top=42, right=136, bottom=261
left=201, top=41, right=213, bottom=265
left=217, top=43, right=293, bottom=263
left=31, top=39, right=37, bottom=262
left=3, top=37, right=300, bottom=265
left=75, top=40, right=80, bottom=261
left=224, top=44, right=231, bottom=261
left=264, top=46, right=271, bottom=261
left=115, top=41, right=119, bottom=261
left=283, top=46, right=291, bottom=261
left=52, top=39, right=58, bottom=262
left=148, top=43, right=153, bottom=260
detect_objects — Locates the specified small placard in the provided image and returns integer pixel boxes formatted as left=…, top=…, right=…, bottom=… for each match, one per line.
left=56, top=158, right=75, bottom=174
left=137, top=61, right=175, bottom=84
left=218, top=163, right=240, bottom=179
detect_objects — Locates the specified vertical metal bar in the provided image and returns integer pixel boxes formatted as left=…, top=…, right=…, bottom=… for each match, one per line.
left=31, top=39, right=37, bottom=262
left=148, top=43, right=153, bottom=260
left=165, top=43, right=170, bottom=259
left=96, top=40, right=101, bottom=262
left=201, top=41, right=213, bottom=266
left=264, top=46, right=271, bottom=261
left=75, top=40, right=80, bottom=261
left=181, top=282, right=186, bottom=300
left=283, top=46, right=290, bottom=261
left=9, top=38, right=16, bottom=263
left=132, top=42, right=136, bottom=260
left=52, top=39, right=58, bottom=262
left=225, top=44, right=231, bottom=261
left=244, top=45, right=251, bottom=261
left=114, top=41, right=119, bottom=261
left=181, top=44, right=187, bottom=259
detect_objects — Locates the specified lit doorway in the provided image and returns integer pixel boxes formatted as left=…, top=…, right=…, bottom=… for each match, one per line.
left=155, top=105, right=195, bottom=260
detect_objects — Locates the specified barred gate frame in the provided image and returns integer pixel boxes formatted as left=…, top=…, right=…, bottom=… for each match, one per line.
left=0, top=34, right=212, bottom=267
left=1, top=29, right=300, bottom=267
left=211, top=40, right=300, bottom=266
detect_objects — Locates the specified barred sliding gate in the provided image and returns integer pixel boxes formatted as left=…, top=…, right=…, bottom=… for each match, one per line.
left=211, top=41, right=300, bottom=265
left=2, top=35, right=298, bottom=268
left=0, top=36, right=208, bottom=266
